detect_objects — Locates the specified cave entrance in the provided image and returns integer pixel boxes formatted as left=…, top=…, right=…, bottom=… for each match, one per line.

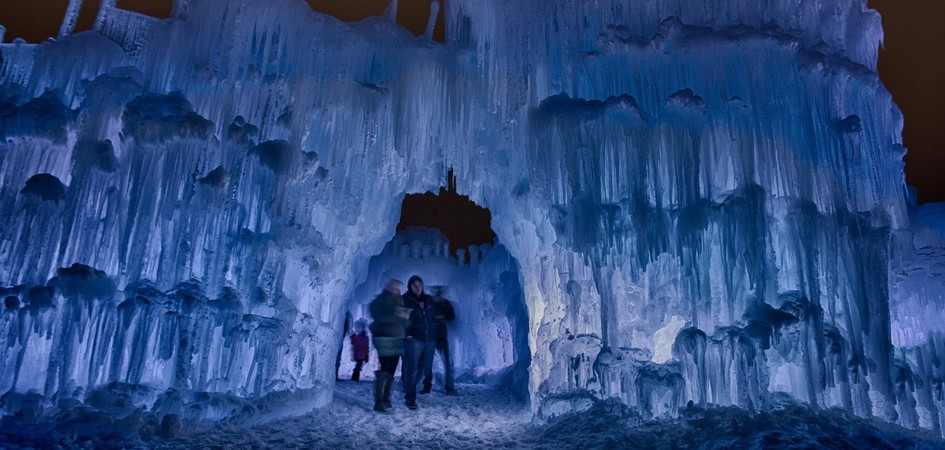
left=337, top=170, right=530, bottom=400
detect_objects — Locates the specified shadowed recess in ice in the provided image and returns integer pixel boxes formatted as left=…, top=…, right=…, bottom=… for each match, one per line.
left=2, top=0, right=944, bottom=438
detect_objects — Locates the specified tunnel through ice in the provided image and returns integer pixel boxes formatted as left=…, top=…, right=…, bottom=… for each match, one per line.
left=336, top=171, right=530, bottom=399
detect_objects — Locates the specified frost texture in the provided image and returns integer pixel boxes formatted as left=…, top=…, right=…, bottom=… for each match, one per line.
left=0, top=0, right=939, bottom=436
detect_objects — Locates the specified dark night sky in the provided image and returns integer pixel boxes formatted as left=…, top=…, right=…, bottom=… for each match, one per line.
left=869, top=0, right=945, bottom=204
left=399, top=189, right=497, bottom=256
left=0, top=0, right=942, bottom=203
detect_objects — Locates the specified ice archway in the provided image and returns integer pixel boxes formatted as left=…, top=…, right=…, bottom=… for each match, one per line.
left=338, top=224, right=530, bottom=396
left=335, top=182, right=530, bottom=395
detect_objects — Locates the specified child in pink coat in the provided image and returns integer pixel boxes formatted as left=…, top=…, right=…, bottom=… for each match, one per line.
left=350, top=319, right=370, bottom=381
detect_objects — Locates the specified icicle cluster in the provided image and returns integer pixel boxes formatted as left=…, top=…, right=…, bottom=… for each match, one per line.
left=3, top=0, right=941, bottom=435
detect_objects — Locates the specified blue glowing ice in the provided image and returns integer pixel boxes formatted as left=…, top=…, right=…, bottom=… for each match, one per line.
left=1, top=0, right=942, bottom=437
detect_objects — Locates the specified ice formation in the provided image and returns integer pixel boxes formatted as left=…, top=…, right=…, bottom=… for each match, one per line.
left=338, top=227, right=529, bottom=393
left=0, top=0, right=942, bottom=437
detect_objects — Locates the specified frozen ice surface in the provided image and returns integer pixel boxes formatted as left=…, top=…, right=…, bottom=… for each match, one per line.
left=891, top=202, right=945, bottom=348
left=888, top=201, right=945, bottom=432
left=0, top=0, right=942, bottom=440
left=2, top=382, right=945, bottom=449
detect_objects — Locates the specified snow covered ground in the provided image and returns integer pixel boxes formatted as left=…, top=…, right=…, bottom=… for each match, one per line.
left=3, top=381, right=945, bottom=449
left=159, top=382, right=532, bottom=449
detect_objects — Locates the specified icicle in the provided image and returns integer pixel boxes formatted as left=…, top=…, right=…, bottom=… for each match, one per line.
left=95, top=0, right=117, bottom=30
left=173, top=0, right=192, bottom=20
left=385, top=0, right=398, bottom=22
left=0, top=25, right=5, bottom=43
left=422, top=1, right=440, bottom=40
left=58, top=0, right=84, bottom=38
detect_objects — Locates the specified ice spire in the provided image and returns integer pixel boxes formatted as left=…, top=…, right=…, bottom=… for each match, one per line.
left=58, top=0, right=85, bottom=38
left=385, top=0, right=399, bottom=22
left=422, top=1, right=440, bottom=40
left=0, top=25, right=5, bottom=43
left=95, top=0, right=117, bottom=30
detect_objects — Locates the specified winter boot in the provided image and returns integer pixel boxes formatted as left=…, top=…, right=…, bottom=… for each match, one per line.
left=374, top=371, right=387, bottom=412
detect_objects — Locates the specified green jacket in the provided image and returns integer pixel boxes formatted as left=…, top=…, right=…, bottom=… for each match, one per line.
left=369, top=290, right=407, bottom=356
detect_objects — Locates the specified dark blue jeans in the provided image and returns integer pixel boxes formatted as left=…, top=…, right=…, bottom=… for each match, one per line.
left=423, top=339, right=453, bottom=390
left=403, top=338, right=435, bottom=402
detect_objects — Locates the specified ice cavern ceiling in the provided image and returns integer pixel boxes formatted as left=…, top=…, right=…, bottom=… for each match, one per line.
left=2, top=0, right=945, bottom=440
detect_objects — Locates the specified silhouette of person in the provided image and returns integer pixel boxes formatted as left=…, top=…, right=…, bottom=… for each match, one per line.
left=401, top=275, right=435, bottom=409
left=369, top=279, right=410, bottom=412
left=349, top=319, right=370, bottom=381
left=423, top=285, right=456, bottom=394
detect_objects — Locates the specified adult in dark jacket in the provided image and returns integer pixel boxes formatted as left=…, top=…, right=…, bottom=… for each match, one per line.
left=401, top=275, right=435, bottom=409
left=369, top=279, right=409, bottom=412
left=423, top=285, right=456, bottom=394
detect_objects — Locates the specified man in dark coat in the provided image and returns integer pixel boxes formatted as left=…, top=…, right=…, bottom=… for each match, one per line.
left=401, top=275, right=435, bottom=409
left=369, top=279, right=409, bottom=412
left=423, top=285, right=456, bottom=394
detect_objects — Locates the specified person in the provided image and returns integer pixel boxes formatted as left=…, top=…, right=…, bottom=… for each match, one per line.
left=369, top=279, right=410, bottom=413
left=349, top=319, right=370, bottom=382
left=423, top=285, right=456, bottom=394
left=401, top=275, right=435, bottom=410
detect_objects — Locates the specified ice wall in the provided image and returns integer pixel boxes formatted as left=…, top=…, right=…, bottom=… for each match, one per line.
left=890, top=202, right=945, bottom=433
left=0, top=0, right=930, bottom=432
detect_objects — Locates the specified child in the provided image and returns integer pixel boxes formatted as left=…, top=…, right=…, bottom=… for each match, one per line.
left=350, top=319, right=370, bottom=381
